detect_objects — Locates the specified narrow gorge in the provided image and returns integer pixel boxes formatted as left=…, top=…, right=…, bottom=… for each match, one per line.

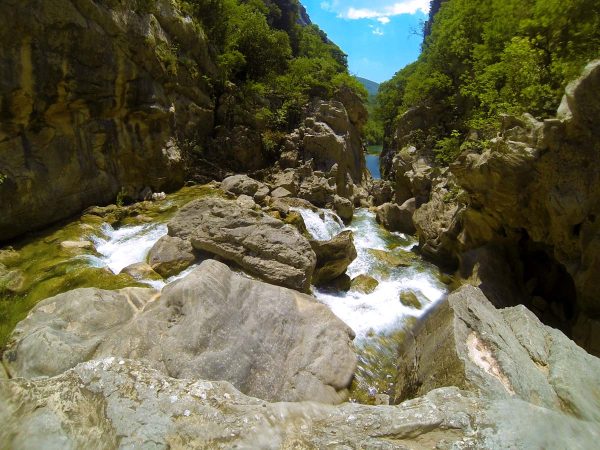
left=1, top=0, right=599, bottom=448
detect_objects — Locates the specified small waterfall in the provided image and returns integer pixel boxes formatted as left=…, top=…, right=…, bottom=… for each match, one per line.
left=294, top=208, right=447, bottom=340
left=88, top=223, right=168, bottom=274
left=290, top=207, right=343, bottom=241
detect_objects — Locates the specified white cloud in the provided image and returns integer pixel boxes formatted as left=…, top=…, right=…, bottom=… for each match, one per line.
left=372, top=27, right=385, bottom=36
left=324, top=1, right=430, bottom=21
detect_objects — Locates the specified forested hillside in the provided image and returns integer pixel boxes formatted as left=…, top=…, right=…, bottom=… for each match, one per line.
left=178, top=0, right=366, bottom=154
left=378, top=0, right=600, bottom=164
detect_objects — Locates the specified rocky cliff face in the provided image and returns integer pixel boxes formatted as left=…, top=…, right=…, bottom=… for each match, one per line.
left=0, top=0, right=218, bottom=241
left=410, top=60, right=600, bottom=355
left=0, top=0, right=368, bottom=242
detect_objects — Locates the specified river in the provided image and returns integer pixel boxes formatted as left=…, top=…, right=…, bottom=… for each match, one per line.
left=0, top=185, right=448, bottom=402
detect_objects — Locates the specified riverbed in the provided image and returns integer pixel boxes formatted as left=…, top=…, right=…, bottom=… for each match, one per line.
left=0, top=185, right=448, bottom=402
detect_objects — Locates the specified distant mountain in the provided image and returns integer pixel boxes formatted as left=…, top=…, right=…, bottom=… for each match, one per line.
left=355, top=77, right=380, bottom=97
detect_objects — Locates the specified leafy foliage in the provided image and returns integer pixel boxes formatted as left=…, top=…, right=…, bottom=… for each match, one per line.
left=377, top=0, right=600, bottom=164
left=178, top=0, right=364, bottom=135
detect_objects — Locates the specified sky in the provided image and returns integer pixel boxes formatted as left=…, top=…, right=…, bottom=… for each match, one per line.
left=302, top=0, right=429, bottom=84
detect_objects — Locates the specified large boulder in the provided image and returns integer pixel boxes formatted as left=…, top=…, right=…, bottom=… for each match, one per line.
left=375, top=198, right=417, bottom=234
left=147, top=235, right=197, bottom=278
left=3, top=260, right=356, bottom=404
left=396, top=285, right=600, bottom=425
left=310, top=231, right=357, bottom=286
left=168, top=197, right=316, bottom=291
left=220, top=174, right=269, bottom=202
left=0, top=0, right=217, bottom=242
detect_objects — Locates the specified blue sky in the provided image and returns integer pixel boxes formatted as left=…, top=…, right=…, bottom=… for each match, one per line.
left=302, top=0, right=429, bottom=83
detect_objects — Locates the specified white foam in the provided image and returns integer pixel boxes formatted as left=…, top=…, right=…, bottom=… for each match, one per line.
left=89, top=223, right=168, bottom=274
left=301, top=208, right=447, bottom=339
left=292, top=208, right=343, bottom=241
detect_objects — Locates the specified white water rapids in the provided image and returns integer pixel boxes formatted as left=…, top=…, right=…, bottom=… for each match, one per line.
left=294, top=208, right=446, bottom=339
left=84, top=207, right=446, bottom=340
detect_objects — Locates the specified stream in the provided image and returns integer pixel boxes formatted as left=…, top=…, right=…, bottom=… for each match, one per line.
left=0, top=186, right=448, bottom=403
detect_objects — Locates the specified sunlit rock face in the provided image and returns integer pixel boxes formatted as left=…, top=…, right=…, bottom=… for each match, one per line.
left=0, top=0, right=217, bottom=241
left=3, top=259, right=357, bottom=404
left=411, top=60, right=600, bottom=355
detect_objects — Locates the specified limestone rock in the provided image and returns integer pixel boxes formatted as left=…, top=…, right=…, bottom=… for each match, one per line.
left=298, top=174, right=336, bottom=207
left=270, top=187, right=293, bottom=199
left=350, top=274, right=379, bottom=294
left=399, top=291, right=422, bottom=309
left=375, top=198, right=416, bottom=234
left=120, top=263, right=162, bottom=281
left=367, top=249, right=416, bottom=267
left=221, top=175, right=269, bottom=203
left=0, top=359, right=519, bottom=449
left=3, top=260, right=356, bottom=404
left=411, top=60, right=600, bottom=353
left=395, top=285, right=600, bottom=425
left=147, top=235, right=196, bottom=278
left=235, top=194, right=256, bottom=209
left=270, top=170, right=299, bottom=196
left=167, top=197, right=316, bottom=291
left=0, top=264, right=26, bottom=295
left=0, top=0, right=218, bottom=241
left=310, top=231, right=357, bottom=286
left=333, top=195, right=354, bottom=223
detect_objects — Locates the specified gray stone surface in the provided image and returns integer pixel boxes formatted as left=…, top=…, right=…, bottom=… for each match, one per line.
left=168, top=197, right=316, bottom=291
left=220, top=175, right=269, bottom=202
left=3, top=260, right=356, bottom=404
left=395, top=285, right=600, bottom=424
left=147, top=235, right=197, bottom=278
left=310, top=231, right=357, bottom=286
left=376, top=198, right=416, bottom=234
left=2, top=357, right=599, bottom=449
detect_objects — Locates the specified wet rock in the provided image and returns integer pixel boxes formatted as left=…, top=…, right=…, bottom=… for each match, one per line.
left=311, top=231, right=357, bottom=286
left=375, top=198, right=416, bottom=234
left=0, top=264, right=26, bottom=295
left=3, top=260, right=356, bottom=404
left=333, top=195, right=354, bottom=223
left=60, top=240, right=94, bottom=250
left=327, top=274, right=352, bottom=291
left=167, top=197, right=316, bottom=292
left=120, top=263, right=162, bottom=281
left=350, top=274, right=379, bottom=294
left=367, top=249, right=416, bottom=267
left=283, top=211, right=308, bottom=236
left=147, top=235, right=196, bottom=278
left=395, top=285, right=600, bottom=425
left=0, top=248, right=20, bottom=265
left=399, top=291, right=422, bottom=309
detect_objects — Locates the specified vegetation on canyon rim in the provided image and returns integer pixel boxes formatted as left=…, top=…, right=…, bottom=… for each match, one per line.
left=376, top=0, right=600, bottom=164
left=138, top=0, right=366, bottom=133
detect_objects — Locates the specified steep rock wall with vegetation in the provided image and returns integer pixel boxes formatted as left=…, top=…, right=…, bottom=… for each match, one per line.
left=378, top=0, right=600, bottom=173
left=0, top=0, right=367, bottom=242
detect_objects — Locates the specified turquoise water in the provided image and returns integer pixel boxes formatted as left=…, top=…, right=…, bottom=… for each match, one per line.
left=366, top=145, right=382, bottom=179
